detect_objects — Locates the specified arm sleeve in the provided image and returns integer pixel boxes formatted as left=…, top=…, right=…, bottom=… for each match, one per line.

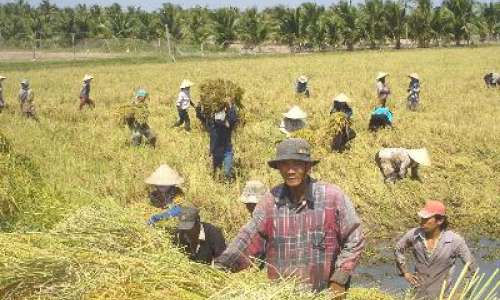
left=456, top=237, right=478, bottom=280
left=227, top=106, right=238, bottom=128
left=394, top=230, right=414, bottom=275
left=147, top=205, right=181, bottom=224
left=214, top=198, right=268, bottom=272
left=331, top=194, right=365, bottom=285
left=411, top=83, right=420, bottom=93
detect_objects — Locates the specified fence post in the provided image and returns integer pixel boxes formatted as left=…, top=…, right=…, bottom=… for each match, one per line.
left=165, top=24, right=175, bottom=62
left=71, top=33, right=76, bottom=59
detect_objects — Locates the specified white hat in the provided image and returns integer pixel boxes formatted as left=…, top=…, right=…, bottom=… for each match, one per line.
left=333, top=93, right=351, bottom=103
left=283, top=106, right=307, bottom=119
left=144, top=164, right=184, bottom=186
left=376, top=72, right=389, bottom=80
left=409, top=73, right=420, bottom=80
left=407, top=148, right=431, bottom=166
left=180, top=79, right=194, bottom=89
left=83, top=74, right=94, bottom=81
left=298, top=75, right=308, bottom=83
left=239, top=180, right=266, bottom=204
left=0, top=75, right=6, bottom=80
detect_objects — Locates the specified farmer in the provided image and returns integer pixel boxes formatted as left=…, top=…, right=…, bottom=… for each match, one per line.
left=196, top=97, right=238, bottom=181
left=0, top=75, right=6, bottom=112
left=19, top=79, right=39, bottom=122
left=395, top=201, right=477, bottom=300
left=369, top=106, right=393, bottom=131
left=174, top=205, right=226, bottom=265
left=126, top=89, right=156, bottom=147
left=280, top=106, right=307, bottom=138
left=295, top=75, right=310, bottom=98
left=215, top=139, right=365, bottom=297
left=330, top=93, right=353, bottom=118
left=484, top=72, right=500, bottom=88
left=173, top=79, right=194, bottom=131
left=145, top=164, right=185, bottom=226
left=376, top=148, right=431, bottom=184
left=407, top=73, right=420, bottom=111
left=376, top=72, right=391, bottom=107
left=79, top=74, right=95, bottom=109
left=238, top=180, right=266, bottom=214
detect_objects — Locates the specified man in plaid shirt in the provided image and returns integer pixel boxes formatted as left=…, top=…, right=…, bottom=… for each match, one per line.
left=215, top=139, right=364, bottom=297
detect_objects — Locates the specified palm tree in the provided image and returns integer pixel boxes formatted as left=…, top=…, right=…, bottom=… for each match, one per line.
left=210, top=7, right=239, bottom=47
left=443, top=0, right=475, bottom=45
left=385, top=0, right=407, bottom=49
left=158, top=3, right=184, bottom=41
left=360, top=0, right=386, bottom=49
left=430, top=6, right=453, bottom=46
left=480, top=2, right=499, bottom=41
left=186, top=5, right=211, bottom=45
left=300, top=2, right=326, bottom=49
left=335, top=1, right=360, bottom=51
left=408, top=0, right=433, bottom=47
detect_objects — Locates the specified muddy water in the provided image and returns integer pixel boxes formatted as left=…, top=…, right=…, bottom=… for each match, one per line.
left=352, top=238, right=500, bottom=298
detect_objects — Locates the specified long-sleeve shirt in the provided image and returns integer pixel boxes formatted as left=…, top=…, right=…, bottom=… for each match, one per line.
left=174, top=222, right=226, bottom=265
left=279, top=118, right=306, bottom=137
left=80, top=82, right=90, bottom=99
left=377, top=148, right=417, bottom=178
left=395, top=228, right=477, bottom=299
left=197, top=105, right=238, bottom=156
left=372, top=107, right=393, bottom=123
left=19, top=88, right=35, bottom=112
left=408, top=82, right=420, bottom=102
left=176, top=90, right=191, bottom=110
left=215, top=178, right=365, bottom=292
left=376, top=81, right=391, bottom=100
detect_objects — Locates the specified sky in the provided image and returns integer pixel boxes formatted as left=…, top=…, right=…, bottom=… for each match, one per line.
left=18, top=0, right=477, bottom=12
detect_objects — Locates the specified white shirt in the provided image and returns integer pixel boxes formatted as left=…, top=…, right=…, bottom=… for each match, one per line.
left=176, top=90, right=191, bottom=110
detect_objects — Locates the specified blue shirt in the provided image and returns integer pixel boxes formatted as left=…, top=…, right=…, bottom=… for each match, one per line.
left=197, top=105, right=238, bottom=155
left=148, top=205, right=181, bottom=224
left=372, top=107, right=393, bottom=123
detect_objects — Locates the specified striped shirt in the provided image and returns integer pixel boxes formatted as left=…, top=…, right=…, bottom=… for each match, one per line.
left=215, top=178, right=365, bottom=291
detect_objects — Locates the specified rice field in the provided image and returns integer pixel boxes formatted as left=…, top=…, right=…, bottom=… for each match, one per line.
left=0, top=46, right=499, bottom=299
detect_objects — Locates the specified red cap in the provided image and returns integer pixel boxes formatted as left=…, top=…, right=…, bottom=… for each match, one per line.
left=418, top=201, right=446, bottom=218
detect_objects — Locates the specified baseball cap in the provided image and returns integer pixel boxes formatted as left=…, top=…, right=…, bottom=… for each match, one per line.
left=418, top=201, right=446, bottom=219
left=177, top=206, right=200, bottom=230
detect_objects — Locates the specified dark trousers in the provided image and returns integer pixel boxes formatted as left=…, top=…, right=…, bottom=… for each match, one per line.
left=173, top=108, right=190, bottom=131
left=79, top=97, right=95, bottom=109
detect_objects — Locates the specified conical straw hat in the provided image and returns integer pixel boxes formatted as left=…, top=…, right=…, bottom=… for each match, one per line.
left=407, top=148, right=431, bottom=166
left=333, top=93, right=351, bottom=103
left=0, top=75, right=6, bottom=80
left=376, top=72, right=389, bottom=80
left=83, top=74, right=94, bottom=81
left=180, top=79, right=194, bottom=89
left=144, top=164, right=184, bottom=186
left=298, top=75, right=308, bottom=83
left=283, top=106, right=307, bottom=119
left=409, top=73, right=420, bottom=80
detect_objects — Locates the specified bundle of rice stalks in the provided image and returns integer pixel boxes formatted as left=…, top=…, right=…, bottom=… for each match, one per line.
left=294, top=113, right=352, bottom=152
left=117, top=103, right=150, bottom=126
left=438, top=263, right=499, bottom=300
left=198, top=78, right=244, bottom=119
left=0, top=131, right=10, bottom=153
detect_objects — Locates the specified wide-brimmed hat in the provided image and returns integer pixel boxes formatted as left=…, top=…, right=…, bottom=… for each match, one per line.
left=83, top=74, right=93, bottom=81
left=177, top=206, right=200, bottom=230
left=333, top=93, right=351, bottom=103
left=418, top=200, right=446, bottom=218
left=239, top=180, right=266, bottom=204
left=268, top=138, right=319, bottom=169
left=376, top=72, right=389, bottom=80
left=20, top=79, right=29, bottom=86
left=144, top=164, right=184, bottom=186
left=409, top=73, right=420, bottom=80
left=180, top=79, right=194, bottom=89
left=298, top=75, right=308, bottom=83
left=407, top=148, right=431, bottom=166
left=283, top=106, right=307, bottom=119
left=0, top=75, right=6, bottom=80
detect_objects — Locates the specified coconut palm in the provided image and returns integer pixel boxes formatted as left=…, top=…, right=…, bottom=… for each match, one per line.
left=360, top=0, right=386, bottom=49
left=408, top=0, right=433, bottom=47
left=443, top=0, right=475, bottom=45
left=186, top=5, right=211, bottom=45
left=158, top=3, right=184, bottom=41
left=385, top=1, right=407, bottom=49
left=210, top=7, right=240, bottom=48
left=238, top=7, right=270, bottom=46
left=335, top=1, right=360, bottom=51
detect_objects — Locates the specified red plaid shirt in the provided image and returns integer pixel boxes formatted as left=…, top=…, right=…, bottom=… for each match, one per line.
left=215, top=178, right=365, bottom=291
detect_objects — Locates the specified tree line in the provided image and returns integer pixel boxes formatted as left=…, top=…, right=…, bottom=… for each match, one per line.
left=1, top=0, right=500, bottom=51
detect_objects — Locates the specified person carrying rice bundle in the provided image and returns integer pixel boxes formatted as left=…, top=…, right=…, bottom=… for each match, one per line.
left=280, top=106, right=307, bottom=138
left=123, top=89, right=156, bottom=147
left=19, top=79, right=39, bottom=122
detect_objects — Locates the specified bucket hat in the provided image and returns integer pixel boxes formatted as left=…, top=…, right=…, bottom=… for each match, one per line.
left=409, top=73, right=420, bottom=80
left=283, top=106, right=307, bottom=119
left=298, top=75, right=308, bottom=83
left=239, top=180, right=266, bottom=204
left=180, top=79, right=194, bottom=89
left=418, top=200, right=446, bottom=218
left=407, top=148, right=431, bottom=166
left=83, top=74, right=94, bottom=81
left=177, top=206, right=200, bottom=230
left=268, top=138, right=319, bottom=169
left=136, top=89, right=149, bottom=98
left=376, top=72, right=389, bottom=80
left=333, top=93, right=351, bottom=103
left=144, top=164, right=184, bottom=186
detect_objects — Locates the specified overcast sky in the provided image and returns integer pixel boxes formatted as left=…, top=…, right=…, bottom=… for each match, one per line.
left=20, top=0, right=472, bottom=12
